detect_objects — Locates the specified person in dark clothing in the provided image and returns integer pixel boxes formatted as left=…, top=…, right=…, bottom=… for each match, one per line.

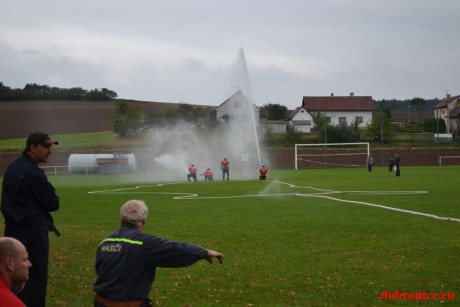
left=367, top=155, right=374, bottom=173
left=220, top=157, right=230, bottom=181
left=395, top=153, right=401, bottom=176
left=1, top=131, right=60, bottom=307
left=388, top=158, right=394, bottom=172
left=93, top=200, right=225, bottom=306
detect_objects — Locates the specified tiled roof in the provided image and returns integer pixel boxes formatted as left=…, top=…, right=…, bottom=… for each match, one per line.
left=302, top=96, right=373, bottom=111
left=434, top=95, right=460, bottom=109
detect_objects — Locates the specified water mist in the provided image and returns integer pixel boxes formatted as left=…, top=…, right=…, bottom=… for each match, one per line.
left=145, top=48, right=265, bottom=181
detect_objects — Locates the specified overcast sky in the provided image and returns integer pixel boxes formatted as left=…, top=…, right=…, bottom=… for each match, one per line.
left=1, top=0, right=459, bottom=109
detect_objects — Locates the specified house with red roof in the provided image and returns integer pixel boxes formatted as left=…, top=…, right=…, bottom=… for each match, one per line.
left=288, top=93, right=373, bottom=132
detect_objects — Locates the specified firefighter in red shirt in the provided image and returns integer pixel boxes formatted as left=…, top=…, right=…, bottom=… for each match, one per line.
left=200, top=168, right=214, bottom=182
left=259, top=164, right=268, bottom=180
left=187, top=164, right=197, bottom=182
left=220, top=157, right=230, bottom=181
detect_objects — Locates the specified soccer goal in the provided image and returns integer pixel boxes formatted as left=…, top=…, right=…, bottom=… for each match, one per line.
left=439, top=156, right=460, bottom=166
left=295, top=142, right=370, bottom=170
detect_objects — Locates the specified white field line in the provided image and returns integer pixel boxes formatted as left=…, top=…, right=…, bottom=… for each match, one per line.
left=88, top=180, right=460, bottom=223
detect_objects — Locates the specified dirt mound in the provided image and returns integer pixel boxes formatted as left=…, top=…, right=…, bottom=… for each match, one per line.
left=0, top=100, right=178, bottom=139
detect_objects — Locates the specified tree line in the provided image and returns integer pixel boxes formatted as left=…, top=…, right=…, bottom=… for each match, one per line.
left=0, top=82, right=117, bottom=101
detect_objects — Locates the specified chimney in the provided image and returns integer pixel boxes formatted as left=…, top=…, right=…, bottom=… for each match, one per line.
left=330, top=93, right=334, bottom=96
left=350, top=92, right=354, bottom=96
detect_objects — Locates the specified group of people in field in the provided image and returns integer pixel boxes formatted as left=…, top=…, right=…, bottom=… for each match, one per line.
left=367, top=153, right=401, bottom=176
left=187, top=156, right=269, bottom=182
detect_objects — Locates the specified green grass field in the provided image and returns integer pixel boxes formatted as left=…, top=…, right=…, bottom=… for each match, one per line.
left=1, top=166, right=459, bottom=306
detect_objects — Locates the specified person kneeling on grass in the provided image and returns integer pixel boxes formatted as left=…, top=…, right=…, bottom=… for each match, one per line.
left=259, top=164, right=268, bottom=180
left=93, top=199, right=225, bottom=306
left=201, top=168, right=214, bottom=182
left=187, top=164, right=197, bottom=182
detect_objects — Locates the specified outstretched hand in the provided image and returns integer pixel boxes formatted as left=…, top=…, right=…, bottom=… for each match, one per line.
left=206, top=249, right=225, bottom=264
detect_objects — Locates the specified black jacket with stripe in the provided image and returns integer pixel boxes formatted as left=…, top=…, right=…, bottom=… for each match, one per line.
left=93, top=222, right=208, bottom=301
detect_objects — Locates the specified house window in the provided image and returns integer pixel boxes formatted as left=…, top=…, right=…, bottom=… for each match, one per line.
left=326, top=116, right=331, bottom=124
left=339, top=117, right=347, bottom=124
left=355, top=116, right=363, bottom=124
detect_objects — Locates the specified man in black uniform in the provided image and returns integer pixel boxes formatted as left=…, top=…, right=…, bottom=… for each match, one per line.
left=1, top=131, right=60, bottom=307
left=93, top=199, right=225, bottom=306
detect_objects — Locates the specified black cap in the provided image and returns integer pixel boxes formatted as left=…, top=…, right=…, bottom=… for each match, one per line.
left=26, top=131, right=59, bottom=147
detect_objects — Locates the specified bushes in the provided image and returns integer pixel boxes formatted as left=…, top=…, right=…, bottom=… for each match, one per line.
left=424, top=118, right=446, bottom=133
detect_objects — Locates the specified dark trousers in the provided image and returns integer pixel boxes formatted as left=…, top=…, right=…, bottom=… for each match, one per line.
left=222, top=169, right=229, bottom=181
left=187, top=173, right=197, bottom=182
left=396, top=166, right=400, bottom=176
left=5, top=225, right=49, bottom=307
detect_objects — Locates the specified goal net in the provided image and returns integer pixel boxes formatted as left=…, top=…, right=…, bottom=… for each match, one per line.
left=439, top=156, right=460, bottom=166
left=295, top=142, right=370, bottom=169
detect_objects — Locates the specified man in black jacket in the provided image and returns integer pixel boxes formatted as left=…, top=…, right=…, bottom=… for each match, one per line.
left=93, top=199, right=225, bottom=306
left=1, top=131, right=60, bottom=307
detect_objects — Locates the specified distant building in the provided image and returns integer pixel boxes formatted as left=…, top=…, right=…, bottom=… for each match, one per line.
left=433, top=94, right=460, bottom=134
left=287, top=106, right=312, bottom=133
left=216, top=90, right=259, bottom=125
left=302, top=93, right=373, bottom=128
left=260, top=119, right=287, bottom=134
left=217, top=92, right=373, bottom=135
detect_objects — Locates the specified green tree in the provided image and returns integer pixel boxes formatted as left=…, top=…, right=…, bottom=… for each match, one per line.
left=285, top=126, right=304, bottom=145
left=311, top=112, right=326, bottom=129
left=362, top=114, right=395, bottom=144
left=66, top=87, right=87, bottom=100
left=86, top=88, right=117, bottom=101
left=260, top=103, right=288, bottom=120
left=111, top=100, right=140, bottom=136
left=322, top=122, right=360, bottom=143
left=424, top=118, right=446, bottom=133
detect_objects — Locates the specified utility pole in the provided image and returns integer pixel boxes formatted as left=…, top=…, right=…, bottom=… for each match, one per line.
left=324, top=109, right=328, bottom=168
left=380, top=101, right=384, bottom=166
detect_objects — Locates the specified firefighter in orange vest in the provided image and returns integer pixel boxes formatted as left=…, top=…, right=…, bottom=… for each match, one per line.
left=200, top=168, right=214, bottom=182
left=259, top=164, right=268, bottom=180
left=187, top=164, right=197, bottom=182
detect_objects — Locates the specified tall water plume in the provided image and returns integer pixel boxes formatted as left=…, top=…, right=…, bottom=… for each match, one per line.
left=144, top=48, right=264, bottom=181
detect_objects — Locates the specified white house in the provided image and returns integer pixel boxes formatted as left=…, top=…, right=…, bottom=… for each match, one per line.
left=215, top=90, right=259, bottom=125
left=298, top=93, right=373, bottom=129
left=260, top=119, right=287, bottom=134
left=287, top=106, right=313, bottom=133
left=433, top=94, right=460, bottom=134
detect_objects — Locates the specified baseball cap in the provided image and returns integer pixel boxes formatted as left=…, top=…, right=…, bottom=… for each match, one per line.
left=26, top=131, right=59, bottom=147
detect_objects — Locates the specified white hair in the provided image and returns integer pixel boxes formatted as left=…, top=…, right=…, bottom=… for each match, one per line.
left=120, top=200, right=148, bottom=226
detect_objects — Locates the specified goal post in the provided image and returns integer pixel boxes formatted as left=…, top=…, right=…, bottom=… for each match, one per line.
left=439, top=156, right=460, bottom=166
left=295, top=142, right=370, bottom=170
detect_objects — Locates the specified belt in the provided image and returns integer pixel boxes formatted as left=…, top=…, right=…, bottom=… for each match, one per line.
left=95, top=294, right=145, bottom=307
